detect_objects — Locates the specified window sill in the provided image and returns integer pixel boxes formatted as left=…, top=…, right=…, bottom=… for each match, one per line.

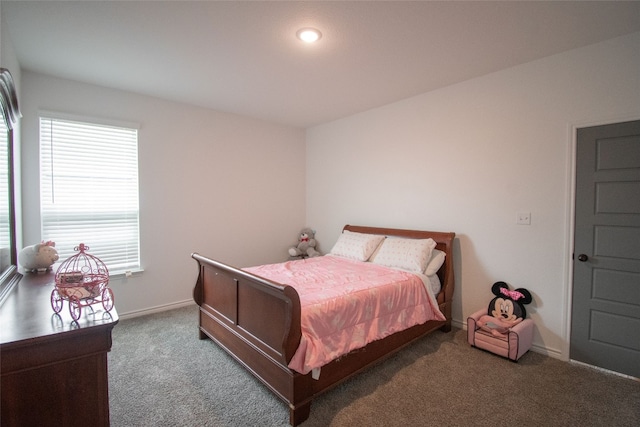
left=110, top=269, right=144, bottom=279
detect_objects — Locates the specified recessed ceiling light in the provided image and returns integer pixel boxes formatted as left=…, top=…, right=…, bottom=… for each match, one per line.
left=296, top=28, right=322, bottom=43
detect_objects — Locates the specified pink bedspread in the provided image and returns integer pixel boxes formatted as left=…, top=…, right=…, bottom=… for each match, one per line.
left=245, top=255, right=445, bottom=375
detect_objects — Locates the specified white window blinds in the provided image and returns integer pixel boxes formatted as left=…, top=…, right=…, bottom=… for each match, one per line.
left=40, top=116, right=140, bottom=274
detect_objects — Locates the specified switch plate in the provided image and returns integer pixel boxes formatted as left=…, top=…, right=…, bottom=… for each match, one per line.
left=517, top=212, right=531, bottom=225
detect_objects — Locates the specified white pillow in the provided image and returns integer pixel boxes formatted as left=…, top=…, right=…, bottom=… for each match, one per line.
left=371, top=237, right=436, bottom=274
left=424, top=249, right=446, bottom=276
left=329, top=231, right=385, bottom=261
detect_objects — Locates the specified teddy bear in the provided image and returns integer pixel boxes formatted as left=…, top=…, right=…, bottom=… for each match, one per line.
left=476, top=281, right=533, bottom=337
left=18, top=241, right=59, bottom=272
left=288, top=228, right=320, bottom=258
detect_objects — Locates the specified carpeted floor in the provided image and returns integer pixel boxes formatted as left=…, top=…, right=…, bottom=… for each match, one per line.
left=108, top=305, right=640, bottom=426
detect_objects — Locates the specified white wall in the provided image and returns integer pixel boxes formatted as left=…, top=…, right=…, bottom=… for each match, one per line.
left=306, top=32, right=640, bottom=359
left=20, top=72, right=306, bottom=316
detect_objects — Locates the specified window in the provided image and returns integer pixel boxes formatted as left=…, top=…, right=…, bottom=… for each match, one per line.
left=0, top=119, right=10, bottom=267
left=40, top=115, right=140, bottom=275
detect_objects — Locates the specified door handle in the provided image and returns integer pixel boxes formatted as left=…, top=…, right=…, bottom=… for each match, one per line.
left=577, top=254, right=589, bottom=262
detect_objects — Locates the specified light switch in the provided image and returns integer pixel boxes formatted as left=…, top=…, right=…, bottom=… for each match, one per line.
left=517, top=212, right=531, bottom=225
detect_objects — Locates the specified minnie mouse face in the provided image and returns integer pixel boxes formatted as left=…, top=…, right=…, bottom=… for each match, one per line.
left=487, top=281, right=533, bottom=321
left=490, top=297, right=522, bottom=322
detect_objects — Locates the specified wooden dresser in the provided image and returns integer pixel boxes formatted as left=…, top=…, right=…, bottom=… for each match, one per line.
left=0, top=270, right=119, bottom=426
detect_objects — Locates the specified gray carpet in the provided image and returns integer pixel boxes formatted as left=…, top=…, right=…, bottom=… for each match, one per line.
left=108, top=305, right=640, bottom=426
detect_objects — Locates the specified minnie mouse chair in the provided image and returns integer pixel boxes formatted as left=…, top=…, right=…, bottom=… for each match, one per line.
left=467, top=281, right=534, bottom=361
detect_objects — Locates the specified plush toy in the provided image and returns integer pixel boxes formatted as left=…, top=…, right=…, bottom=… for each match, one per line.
left=18, top=241, right=59, bottom=272
left=476, top=281, right=532, bottom=337
left=288, top=228, right=320, bottom=258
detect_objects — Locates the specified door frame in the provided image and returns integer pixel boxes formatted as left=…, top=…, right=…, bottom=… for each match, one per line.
left=563, top=114, right=640, bottom=363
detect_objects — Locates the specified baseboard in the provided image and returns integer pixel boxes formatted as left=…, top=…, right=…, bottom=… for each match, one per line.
left=452, top=318, right=465, bottom=330
left=118, top=299, right=196, bottom=320
left=530, top=343, right=563, bottom=360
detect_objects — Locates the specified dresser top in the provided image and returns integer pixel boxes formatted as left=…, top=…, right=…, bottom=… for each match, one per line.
left=0, top=269, right=118, bottom=345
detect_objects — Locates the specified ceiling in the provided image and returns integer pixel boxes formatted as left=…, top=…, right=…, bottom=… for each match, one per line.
left=3, top=1, right=640, bottom=128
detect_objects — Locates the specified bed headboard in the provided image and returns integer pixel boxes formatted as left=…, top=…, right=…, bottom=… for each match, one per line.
left=342, top=225, right=456, bottom=306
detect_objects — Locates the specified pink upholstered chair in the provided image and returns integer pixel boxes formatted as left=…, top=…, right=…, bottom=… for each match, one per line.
left=467, top=309, right=534, bottom=361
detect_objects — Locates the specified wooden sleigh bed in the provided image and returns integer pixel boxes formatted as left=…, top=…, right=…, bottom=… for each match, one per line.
left=192, top=225, right=455, bottom=425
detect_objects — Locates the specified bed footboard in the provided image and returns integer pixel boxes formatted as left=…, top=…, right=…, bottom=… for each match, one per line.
left=191, top=253, right=311, bottom=424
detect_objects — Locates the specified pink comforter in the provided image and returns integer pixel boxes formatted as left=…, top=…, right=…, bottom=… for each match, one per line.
left=245, top=255, right=445, bottom=375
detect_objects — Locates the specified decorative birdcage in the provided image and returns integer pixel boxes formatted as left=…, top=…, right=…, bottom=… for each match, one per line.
left=50, top=243, right=114, bottom=321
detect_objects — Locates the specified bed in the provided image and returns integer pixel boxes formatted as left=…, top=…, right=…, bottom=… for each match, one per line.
left=192, top=225, right=455, bottom=425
